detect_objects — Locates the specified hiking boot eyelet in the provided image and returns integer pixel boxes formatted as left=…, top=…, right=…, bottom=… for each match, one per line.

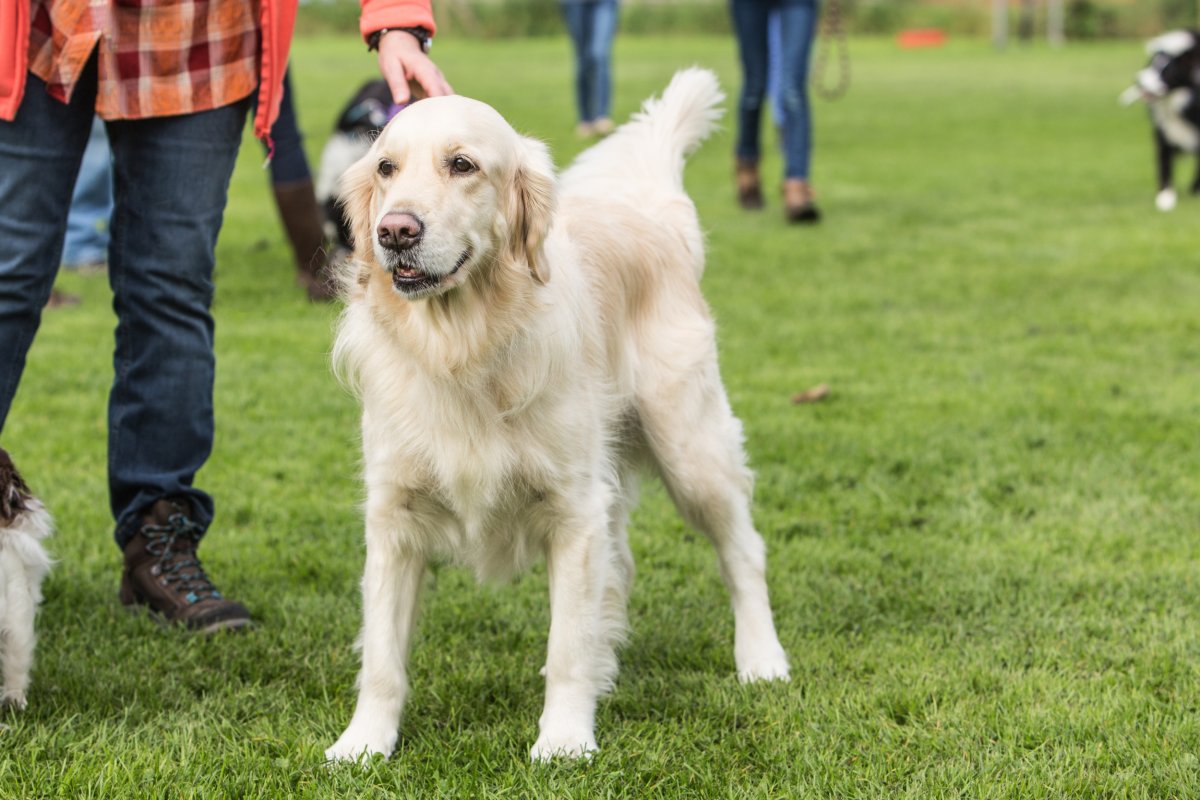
left=119, top=498, right=252, bottom=632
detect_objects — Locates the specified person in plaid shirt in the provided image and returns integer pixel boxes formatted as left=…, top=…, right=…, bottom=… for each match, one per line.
left=0, top=0, right=452, bottom=632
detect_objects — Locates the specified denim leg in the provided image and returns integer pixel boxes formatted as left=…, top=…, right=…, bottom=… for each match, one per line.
left=0, top=73, right=97, bottom=432
left=560, top=2, right=592, bottom=123
left=778, top=0, right=819, bottom=179
left=263, top=70, right=313, bottom=186
left=63, top=116, right=114, bottom=267
left=584, top=0, right=618, bottom=121
left=766, top=9, right=784, bottom=127
left=730, top=0, right=773, bottom=163
left=105, top=97, right=250, bottom=547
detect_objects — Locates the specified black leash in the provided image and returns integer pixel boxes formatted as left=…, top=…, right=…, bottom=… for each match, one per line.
left=813, top=0, right=850, bottom=101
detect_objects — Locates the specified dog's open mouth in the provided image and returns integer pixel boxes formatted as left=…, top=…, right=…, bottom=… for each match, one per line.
left=391, top=248, right=472, bottom=294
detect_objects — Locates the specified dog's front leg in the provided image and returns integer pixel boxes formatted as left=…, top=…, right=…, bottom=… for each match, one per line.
left=1155, top=127, right=1178, bottom=211
left=326, top=509, right=426, bottom=763
left=0, top=549, right=36, bottom=709
left=532, top=519, right=613, bottom=762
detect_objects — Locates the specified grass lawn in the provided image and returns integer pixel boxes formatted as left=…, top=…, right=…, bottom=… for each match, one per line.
left=3, top=33, right=1199, bottom=798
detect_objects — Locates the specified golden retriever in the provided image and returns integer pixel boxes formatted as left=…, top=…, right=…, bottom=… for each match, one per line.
left=325, top=68, right=789, bottom=763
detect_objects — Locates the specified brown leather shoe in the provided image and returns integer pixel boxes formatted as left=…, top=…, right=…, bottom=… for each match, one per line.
left=735, top=159, right=764, bottom=210
left=783, top=179, right=821, bottom=224
left=120, top=499, right=251, bottom=633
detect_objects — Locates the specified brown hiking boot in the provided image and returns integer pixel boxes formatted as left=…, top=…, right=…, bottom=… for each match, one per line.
left=783, top=179, right=821, bottom=224
left=735, top=158, right=764, bottom=210
left=273, top=178, right=338, bottom=302
left=119, top=499, right=251, bottom=633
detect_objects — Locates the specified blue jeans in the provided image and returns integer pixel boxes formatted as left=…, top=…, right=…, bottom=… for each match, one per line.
left=0, top=62, right=249, bottom=547
left=260, top=69, right=312, bottom=187
left=560, top=0, right=619, bottom=124
left=63, top=116, right=114, bottom=268
left=730, top=0, right=819, bottom=179
left=766, top=10, right=784, bottom=126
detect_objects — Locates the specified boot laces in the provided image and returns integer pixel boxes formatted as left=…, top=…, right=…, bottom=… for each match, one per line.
left=141, top=512, right=222, bottom=604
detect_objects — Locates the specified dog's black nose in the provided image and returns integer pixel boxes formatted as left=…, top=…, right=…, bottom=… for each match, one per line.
left=377, top=212, right=423, bottom=250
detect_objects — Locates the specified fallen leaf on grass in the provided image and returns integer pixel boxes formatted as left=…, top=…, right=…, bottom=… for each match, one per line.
left=792, top=383, right=830, bottom=404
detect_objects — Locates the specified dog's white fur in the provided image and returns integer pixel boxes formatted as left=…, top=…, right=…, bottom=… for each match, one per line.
left=0, top=481, right=52, bottom=710
left=325, top=68, right=789, bottom=763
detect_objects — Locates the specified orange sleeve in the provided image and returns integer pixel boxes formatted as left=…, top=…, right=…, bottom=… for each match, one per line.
left=359, top=0, right=436, bottom=43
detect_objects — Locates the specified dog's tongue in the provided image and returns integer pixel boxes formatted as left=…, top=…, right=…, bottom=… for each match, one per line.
left=394, top=265, right=423, bottom=278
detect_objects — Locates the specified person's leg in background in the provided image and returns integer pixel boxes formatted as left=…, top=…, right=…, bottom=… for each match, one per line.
left=105, top=96, right=253, bottom=630
left=767, top=9, right=784, bottom=135
left=583, top=0, right=619, bottom=134
left=0, top=71, right=97, bottom=421
left=63, top=116, right=114, bottom=271
left=778, top=0, right=821, bottom=222
left=267, top=70, right=335, bottom=302
left=729, top=0, right=772, bottom=210
left=561, top=0, right=597, bottom=137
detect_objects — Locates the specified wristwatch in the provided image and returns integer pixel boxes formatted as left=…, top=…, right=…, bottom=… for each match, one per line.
left=367, top=26, right=432, bottom=54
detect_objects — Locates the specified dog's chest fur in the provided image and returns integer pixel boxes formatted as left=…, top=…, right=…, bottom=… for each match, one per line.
left=357, top=320, right=613, bottom=581
left=1152, top=88, right=1200, bottom=151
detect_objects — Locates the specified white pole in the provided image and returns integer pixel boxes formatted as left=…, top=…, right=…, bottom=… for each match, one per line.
left=1047, top=0, right=1065, bottom=47
left=993, top=0, right=1008, bottom=49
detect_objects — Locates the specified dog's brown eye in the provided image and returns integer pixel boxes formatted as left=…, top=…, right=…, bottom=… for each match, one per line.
left=449, top=155, right=476, bottom=175
left=378, top=160, right=395, bottom=178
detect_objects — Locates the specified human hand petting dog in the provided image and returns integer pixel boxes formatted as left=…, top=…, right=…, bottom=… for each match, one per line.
left=377, top=30, right=453, bottom=105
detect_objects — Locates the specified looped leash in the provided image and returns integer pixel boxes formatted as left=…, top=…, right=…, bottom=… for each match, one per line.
left=813, top=0, right=851, bottom=101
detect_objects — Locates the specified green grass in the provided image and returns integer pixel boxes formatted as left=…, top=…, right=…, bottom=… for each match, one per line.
left=2, top=35, right=1199, bottom=798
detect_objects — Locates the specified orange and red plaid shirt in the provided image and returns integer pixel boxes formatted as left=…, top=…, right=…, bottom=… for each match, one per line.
left=28, top=0, right=260, bottom=120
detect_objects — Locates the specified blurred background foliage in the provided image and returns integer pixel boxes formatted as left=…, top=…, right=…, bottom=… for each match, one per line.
left=296, top=0, right=1200, bottom=40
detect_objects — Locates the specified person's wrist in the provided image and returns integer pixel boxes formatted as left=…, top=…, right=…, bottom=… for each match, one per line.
left=367, top=27, right=432, bottom=54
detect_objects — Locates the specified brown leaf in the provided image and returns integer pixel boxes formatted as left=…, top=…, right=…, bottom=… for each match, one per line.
left=791, top=383, right=831, bottom=404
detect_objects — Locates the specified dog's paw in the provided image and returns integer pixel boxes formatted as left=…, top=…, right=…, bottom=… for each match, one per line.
left=736, top=643, right=791, bottom=684
left=530, top=730, right=597, bottom=762
left=1, top=691, right=28, bottom=711
left=1156, top=188, right=1177, bottom=211
left=324, top=723, right=398, bottom=764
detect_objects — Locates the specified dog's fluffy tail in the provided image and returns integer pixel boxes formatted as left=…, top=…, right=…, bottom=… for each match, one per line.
left=563, top=67, right=724, bottom=191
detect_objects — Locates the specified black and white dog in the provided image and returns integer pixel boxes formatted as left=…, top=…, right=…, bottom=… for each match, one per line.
left=315, top=80, right=405, bottom=260
left=1121, top=30, right=1200, bottom=211
left=0, top=448, right=52, bottom=710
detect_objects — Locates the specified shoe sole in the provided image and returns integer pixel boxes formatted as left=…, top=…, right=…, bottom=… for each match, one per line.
left=122, top=602, right=254, bottom=635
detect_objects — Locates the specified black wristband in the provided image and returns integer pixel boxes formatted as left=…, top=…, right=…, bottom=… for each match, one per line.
left=366, top=27, right=432, bottom=54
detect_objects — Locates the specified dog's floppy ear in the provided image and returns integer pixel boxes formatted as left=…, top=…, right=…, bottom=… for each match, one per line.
left=505, top=136, right=556, bottom=285
left=337, top=146, right=381, bottom=263
left=0, top=450, right=30, bottom=524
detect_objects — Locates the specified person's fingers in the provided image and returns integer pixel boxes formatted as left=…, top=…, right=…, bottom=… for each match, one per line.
left=377, top=32, right=452, bottom=105
left=407, top=60, right=453, bottom=98
left=379, top=58, right=412, bottom=105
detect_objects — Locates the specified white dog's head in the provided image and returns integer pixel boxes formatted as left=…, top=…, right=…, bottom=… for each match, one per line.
left=338, top=95, right=556, bottom=301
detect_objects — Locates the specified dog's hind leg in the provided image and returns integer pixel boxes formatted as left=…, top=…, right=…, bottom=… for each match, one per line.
left=0, top=547, right=35, bottom=708
left=1155, top=128, right=1178, bottom=211
left=637, top=355, right=789, bottom=683
left=326, top=491, right=427, bottom=763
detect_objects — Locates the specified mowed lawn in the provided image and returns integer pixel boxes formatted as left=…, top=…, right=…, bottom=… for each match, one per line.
left=2, top=33, right=1199, bottom=798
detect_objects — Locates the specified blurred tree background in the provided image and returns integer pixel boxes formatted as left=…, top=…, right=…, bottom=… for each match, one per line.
left=296, top=0, right=1200, bottom=40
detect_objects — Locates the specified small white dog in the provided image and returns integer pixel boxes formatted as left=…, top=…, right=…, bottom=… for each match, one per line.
left=326, top=68, right=789, bottom=764
left=0, top=448, right=52, bottom=710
